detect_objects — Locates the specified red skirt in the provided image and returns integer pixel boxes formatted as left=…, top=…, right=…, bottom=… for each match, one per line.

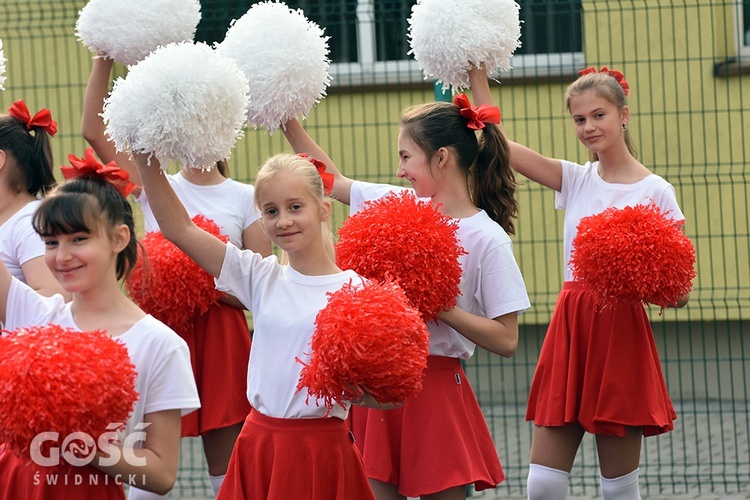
left=217, top=410, right=375, bottom=500
left=526, top=281, right=677, bottom=437
left=0, top=446, right=126, bottom=500
left=349, top=356, right=504, bottom=497
left=180, top=302, right=252, bottom=437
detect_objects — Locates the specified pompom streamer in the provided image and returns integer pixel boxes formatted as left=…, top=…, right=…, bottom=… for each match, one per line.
left=336, top=191, right=465, bottom=322
left=102, top=41, right=250, bottom=170
left=408, top=0, right=522, bottom=91
left=297, top=279, right=430, bottom=414
left=570, top=202, right=696, bottom=311
left=126, top=215, right=228, bottom=335
left=75, top=0, right=201, bottom=66
left=0, top=39, right=6, bottom=91
left=0, top=325, right=138, bottom=461
left=215, top=1, right=331, bottom=132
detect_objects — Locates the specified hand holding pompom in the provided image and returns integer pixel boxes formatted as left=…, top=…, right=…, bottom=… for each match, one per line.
left=569, top=202, right=696, bottom=311
left=297, top=279, right=430, bottom=414
left=75, top=0, right=201, bottom=66
left=0, top=325, right=138, bottom=461
left=215, top=1, right=331, bottom=132
left=126, top=215, right=228, bottom=336
left=102, top=42, right=250, bottom=170
left=336, top=191, right=466, bottom=322
left=408, top=0, right=522, bottom=91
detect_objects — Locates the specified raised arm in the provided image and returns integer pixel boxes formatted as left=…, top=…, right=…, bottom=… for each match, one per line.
left=133, top=154, right=227, bottom=277
left=468, top=66, right=563, bottom=192
left=82, top=57, right=143, bottom=191
left=282, top=118, right=353, bottom=205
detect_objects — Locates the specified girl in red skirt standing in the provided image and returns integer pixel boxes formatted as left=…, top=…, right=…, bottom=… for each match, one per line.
left=82, top=56, right=272, bottom=498
left=280, top=87, right=531, bottom=498
left=469, top=65, right=690, bottom=499
left=134, top=151, right=378, bottom=500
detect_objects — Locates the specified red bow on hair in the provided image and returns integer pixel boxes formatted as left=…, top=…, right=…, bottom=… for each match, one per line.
left=578, top=66, right=630, bottom=96
left=297, top=153, right=334, bottom=196
left=7, top=99, right=58, bottom=136
left=60, top=148, right=137, bottom=198
left=453, top=93, right=501, bottom=130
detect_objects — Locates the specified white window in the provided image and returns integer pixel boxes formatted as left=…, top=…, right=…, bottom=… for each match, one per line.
left=197, top=0, right=584, bottom=87
left=737, top=0, right=750, bottom=57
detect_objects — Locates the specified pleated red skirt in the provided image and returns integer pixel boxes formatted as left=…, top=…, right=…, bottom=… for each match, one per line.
left=349, top=355, right=504, bottom=497
left=180, top=302, right=252, bottom=437
left=526, top=281, right=677, bottom=437
left=217, top=410, right=375, bottom=500
left=0, top=446, right=126, bottom=500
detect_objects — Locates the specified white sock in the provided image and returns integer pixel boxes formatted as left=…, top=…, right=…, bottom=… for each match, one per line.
left=209, top=474, right=225, bottom=498
left=527, top=463, right=569, bottom=500
left=601, top=469, right=641, bottom=500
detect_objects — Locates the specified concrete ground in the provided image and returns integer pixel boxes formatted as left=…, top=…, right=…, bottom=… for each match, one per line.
left=166, top=400, right=750, bottom=499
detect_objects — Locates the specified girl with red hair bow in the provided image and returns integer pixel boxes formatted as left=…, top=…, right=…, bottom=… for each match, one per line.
left=469, top=65, right=690, bottom=499
left=0, top=162, right=200, bottom=499
left=0, top=100, right=67, bottom=300
left=280, top=88, right=530, bottom=499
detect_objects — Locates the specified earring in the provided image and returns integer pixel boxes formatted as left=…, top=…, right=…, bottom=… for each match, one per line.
left=621, top=123, right=628, bottom=131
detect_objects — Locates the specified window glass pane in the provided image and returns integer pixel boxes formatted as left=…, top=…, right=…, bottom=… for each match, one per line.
left=516, top=0, right=582, bottom=54
left=374, top=0, right=417, bottom=61
left=195, top=0, right=358, bottom=63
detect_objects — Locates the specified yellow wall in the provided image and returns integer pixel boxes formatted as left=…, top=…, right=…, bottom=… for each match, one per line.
left=1, top=0, right=747, bottom=323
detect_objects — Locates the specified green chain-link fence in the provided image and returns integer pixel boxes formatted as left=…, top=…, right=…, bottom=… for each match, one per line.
left=1, top=1, right=747, bottom=498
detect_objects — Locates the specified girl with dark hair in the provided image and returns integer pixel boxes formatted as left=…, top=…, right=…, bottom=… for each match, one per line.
left=0, top=99, right=67, bottom=299
left=0, top=159, right=200, bottom=499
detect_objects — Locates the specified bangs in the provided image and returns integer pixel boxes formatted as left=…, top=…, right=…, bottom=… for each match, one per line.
left=33, top=191, right=101, bottom=237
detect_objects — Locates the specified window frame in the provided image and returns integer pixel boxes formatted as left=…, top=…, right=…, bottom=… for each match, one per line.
left=330, top=0, right=583, bottom=88
left=736, top=0, right=750, bottom=57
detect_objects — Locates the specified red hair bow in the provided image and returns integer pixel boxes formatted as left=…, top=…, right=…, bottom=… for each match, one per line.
left=297, top=153, right=334, bottom=196
left=453, top=93, right=501, bottom=130
left=61, top=148, right=137, bottom=198
left=579, top=66, right=630, bottom=96
left=7, top=99, right=58, bottom=136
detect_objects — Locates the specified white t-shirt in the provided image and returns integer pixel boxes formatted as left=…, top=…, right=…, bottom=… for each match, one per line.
left=138, top=173, right=259, bottom=247
left=216, top=243, right=363, bottom=420
left=350, top=181, right=530, bottom=359
left=556, top=160, right=685, bottom=282
left=4, top=279, right=201, bottom=441
left=0, top=200, right=44, bottom=283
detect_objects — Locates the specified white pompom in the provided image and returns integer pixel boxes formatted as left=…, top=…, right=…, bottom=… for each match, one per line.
left=408, top=0, right=522, bottom=90
left=0, top=39, right=6, bottom=91
left=76, top=0, right=201, bottom=66
left=215, top=1, right=331, bottom=132
left=102, top=42, right=250, bottom=170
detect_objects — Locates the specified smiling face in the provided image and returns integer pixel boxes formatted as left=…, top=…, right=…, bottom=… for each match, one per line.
left=258, top=171, right=329, bottom=256
left=396, top=129, right=442, bottom=198
left=42, top=222, right=124, bottom=294
left=569, top=89, right=629, bottom=156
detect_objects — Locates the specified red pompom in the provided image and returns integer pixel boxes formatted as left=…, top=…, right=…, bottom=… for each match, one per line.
left=570, top=202, right=696, bottom=311
left=0, top=324, right=138, bottom=461
left=297, top=279, right=430, bottom=414
left=126, top=215, right=228, bottom=335
left=335, top=192, right=465, bottom=321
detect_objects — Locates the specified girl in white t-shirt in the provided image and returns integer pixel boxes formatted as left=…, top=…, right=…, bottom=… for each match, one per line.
left=0, top=99, right=67, bottom=299
left=470, top=65, right=690, bottom=499
left=134, top=151, right=379, bottom=500
left=82, top=56, right=272, bottom=497
left=280, top=88, right=530, bottom=499
left=0, top=166, right=200, bottom=499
